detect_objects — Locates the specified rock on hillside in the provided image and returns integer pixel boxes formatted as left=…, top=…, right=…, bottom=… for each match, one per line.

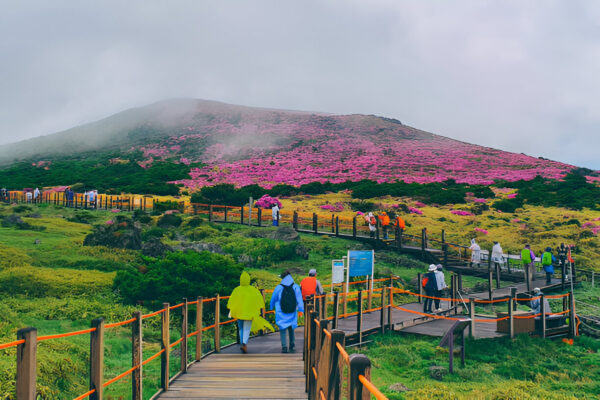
left=0, top=99, right=578, bottom=187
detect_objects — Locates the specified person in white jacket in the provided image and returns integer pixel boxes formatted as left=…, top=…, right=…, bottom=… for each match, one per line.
left=491, top=241, right=504, bottom=268
left=470, top=239, right=481, bottom=267
left=271, top=204, right=280, bottom=227
left=434, top=265, right=447, bottom=311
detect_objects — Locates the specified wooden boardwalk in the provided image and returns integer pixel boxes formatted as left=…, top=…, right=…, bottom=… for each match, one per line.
left=160, top=332, right=306, bottom=399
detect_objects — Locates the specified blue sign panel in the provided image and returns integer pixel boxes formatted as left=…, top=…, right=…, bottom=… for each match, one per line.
left=348, top=250, right=374, bottom=277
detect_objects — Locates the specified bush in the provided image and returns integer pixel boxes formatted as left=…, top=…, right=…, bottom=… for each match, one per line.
left=157, top=213, right=182, bottom=228
left=492, top=198, right=524, bottom=213
left=113, top=251, right=242, bottom=304
left=153, top=200, right=183, bottom=213
left=133, top=209, right=152, bottom=224
left=141, top=227, right=166, bottom=241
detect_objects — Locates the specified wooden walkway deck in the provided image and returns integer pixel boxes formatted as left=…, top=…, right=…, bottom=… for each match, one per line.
left=160, top=332, right=306, bottom=399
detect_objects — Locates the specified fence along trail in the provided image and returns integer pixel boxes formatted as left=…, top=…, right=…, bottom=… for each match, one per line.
left=2, top=274, right=578, bottom=400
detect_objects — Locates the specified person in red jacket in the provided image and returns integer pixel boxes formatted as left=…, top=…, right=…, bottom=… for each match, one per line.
left=378, top=212, right=391, bottom=239
left=300, top=269, right=324, bottom=300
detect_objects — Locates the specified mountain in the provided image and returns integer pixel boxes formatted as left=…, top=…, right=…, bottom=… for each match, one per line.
left=0, top=99, right=580, bottom=189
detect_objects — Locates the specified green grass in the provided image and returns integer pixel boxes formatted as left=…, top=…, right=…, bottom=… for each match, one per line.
left=355, top=332, right=600, bottom=399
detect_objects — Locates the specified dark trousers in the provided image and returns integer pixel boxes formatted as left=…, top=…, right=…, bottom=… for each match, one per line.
left=424, top=289, right=436, bottom=312
left=434, top=290, right=442, bottom=310
left=546, top=272, right=553, bottom=285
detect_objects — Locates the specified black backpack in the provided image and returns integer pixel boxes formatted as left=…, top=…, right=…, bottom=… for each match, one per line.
left=280, top=283, right=297, bottom=313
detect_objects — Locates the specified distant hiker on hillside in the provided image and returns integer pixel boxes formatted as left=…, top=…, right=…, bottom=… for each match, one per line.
left=67, top=188, right=74, bottom=207
left=33, top=188, right=40, bottom=203
left=271, top=203, right=280, bottom=227
left=378, top=211, right=390, bottom=240
left=300, top=269, right=323, bottom=300
left=0, top=188, right=7, bottom=201
left=25, top=190, right=32, bottom=203
left=270, top=271, right=304, bottom=353
left=366, top=212, right=377, bottom=238
left=88, top=190, right=97, bottom=209
left=556, top=243, right=568, bottom=276
left=530, top=288, right=551, bottom=315
left=521, top=244, right=536, bottom=284
left=542, top=247, right=555, bottom=285
left=469, top=239, right=481, bottom=268
left=423, top=264, right=439, bottom=313
left=227, top=271, right=274, bottom=353
left=434, top=264, right=447, bottom=312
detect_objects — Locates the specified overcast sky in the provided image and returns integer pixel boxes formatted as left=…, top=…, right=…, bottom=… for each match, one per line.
left=1, top=0, right=599, bottom=169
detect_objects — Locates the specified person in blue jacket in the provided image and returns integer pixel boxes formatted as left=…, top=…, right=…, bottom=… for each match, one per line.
left=270, top=270, right=304, bottom=353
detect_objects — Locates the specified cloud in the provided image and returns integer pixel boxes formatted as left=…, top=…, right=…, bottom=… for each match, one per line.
left=0, top=0, right=598, bottom=168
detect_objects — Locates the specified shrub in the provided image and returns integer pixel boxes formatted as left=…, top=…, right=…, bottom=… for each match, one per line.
left=141, top=227, right=166, bottom=241
left=157, top=213, right=182, bottom=228
left=492, top=198, right=524, bottom=213
left=153, top=200, right=183, bottom=213
left=113, top=251, right=242, bottom=304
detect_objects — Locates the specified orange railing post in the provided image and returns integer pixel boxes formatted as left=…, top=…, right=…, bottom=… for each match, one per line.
left=161, top=303, right=170, bottom=391
left=349, top=354, right=371, bottom=400
left=132, top=311, right=142, bottom=400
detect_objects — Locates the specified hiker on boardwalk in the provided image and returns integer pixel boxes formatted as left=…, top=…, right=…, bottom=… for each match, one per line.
left=227, top=272, right=274, bottom=353
left=33, top=188, right=40, bottom=203
left=66, top=188, right=74, bottom=207
left=378, top=211, right=390, bottom=239
left=270, top=271, right=304, bottom=353
left=556, top=243, right=568, bottom=279
left=530, top=288, right=551, bottom=315
left=469, top=239, right=481, bottom=268
left=521, top=244, right=536, bottom=284
left=434, top=264, right=447, bottom=311
left=366, top=212, right=377, bottom=238
left=423, top=264, right=439, bottom=313
left=393, top=214, right=405, bottom=233
left=300, top=269, right=323, bottom=301
left=271, top=203, right=280, bottom=227
left=491, top=241, right=504, bottom=268
left=541, top=247, right=555, bottom=285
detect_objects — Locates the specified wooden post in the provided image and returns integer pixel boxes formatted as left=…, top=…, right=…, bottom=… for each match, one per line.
left=257, top=208, right=262, bottom=227
left=357, top=290, right=363, bottom=343
left=417, top=273, right=423, bottom=304
left=333, top=292, right=339, bottom=329
left=540, top=294, right=546, bottom=338
left=208, top=204, right=213, bottom=222
left=352, top=216, right=357, bottom=238
left=181, top=298, right=188, bottom=373
left=506, top=252, right=512, bottom=274
left=509, top=287, right=516, bottom=339
left=387, top=285, right=393, bottom=331
left=224, top=206, right=228, bottom=222
left=293, top=211, right=298, bottom=230
left=335, top=216, right=339, bottom=236
left=132, top=312, right=142, bottom=400
left=16, top=327, right=37, bottom=400
left=488, top=270, right=493, bottom=301
left=328, top=330, right=346, bottom=399
left=380, top=287, right=386, bottom=334
left=375, top=219, right=380, bottom=240
left=90, top=318, right=104, bottom=400
left=458, top=272, right=463, bottom=292
left=561, top=262, right=566, bottom=291
left=421, top=228, right=426, bottom=256
left=214, top=294, right=221, bottom=352
left=196, top=297, right=203, bottom=361
left=495, top=263, right=501, bottom=289
left=525, top=263, right=532, bottom=292
left=313, top=213, right=318, bottom=233
left=349, top=354, right=371, bottom=400
left=161, top=304, right=170, bottom=390
left=240, top=206, right=244, bottom=225
left=367, top=287, right=372, bottom=311
left=469, top=298, right=475, bottom=339
left=569, top=291, right=576, bottom=338
left=592, top=271, right=595, bottom=288
left=331, top=215, right=335, bottom=233
left=343, top=288, right=348, bottom=317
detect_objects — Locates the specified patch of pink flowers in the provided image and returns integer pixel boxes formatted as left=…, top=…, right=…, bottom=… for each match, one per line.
left=105, top=220, right=114, bottom=225
left=507, top=193, right=518, bottom=199
left=254, top=195, right=282, bottom=209
left=472, top=198, right=487, bottom=203
left=451, top=210, right=474, bottom=216
left=512, top=218, right=521, bottom=223
left=474, top=228, right=488, bottom=234
left=414, top=201, right=426, bottom=208
left=409, top=207, right=423, bottom=215
left=111, top=209, right=120, bottom=213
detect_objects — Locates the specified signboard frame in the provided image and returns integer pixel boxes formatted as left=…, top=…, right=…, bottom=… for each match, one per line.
left=346, top=250, right=375, bottom=293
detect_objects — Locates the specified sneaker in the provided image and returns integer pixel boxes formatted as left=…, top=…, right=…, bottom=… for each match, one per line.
left=282, top=347, right=288, bottom=353
left=241, top=344, right=247, bottom=354
left=289, top=346, right=296, bottom=353
left=436, top=308, right=443, bottom=312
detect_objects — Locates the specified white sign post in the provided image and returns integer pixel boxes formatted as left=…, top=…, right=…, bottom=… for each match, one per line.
left=332, top=259, right=345, bottom=293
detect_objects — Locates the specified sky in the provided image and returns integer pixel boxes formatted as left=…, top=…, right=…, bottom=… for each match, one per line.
left=0, top=0, right=599, bottom=169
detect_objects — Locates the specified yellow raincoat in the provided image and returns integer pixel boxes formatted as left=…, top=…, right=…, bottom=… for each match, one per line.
left=227, top=272, right=274, bottom=334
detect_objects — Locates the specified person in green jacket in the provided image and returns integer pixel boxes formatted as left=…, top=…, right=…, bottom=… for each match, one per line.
left=541, top=247, right=555, bottom=285
left=521, top=244, right=535, bottom=285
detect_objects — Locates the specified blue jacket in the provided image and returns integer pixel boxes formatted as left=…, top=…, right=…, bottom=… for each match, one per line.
left=270, top=275, right=304, bottom=330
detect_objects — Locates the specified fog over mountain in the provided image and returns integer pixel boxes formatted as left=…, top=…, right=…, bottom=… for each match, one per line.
left=1, top=1, right=600, bottom=168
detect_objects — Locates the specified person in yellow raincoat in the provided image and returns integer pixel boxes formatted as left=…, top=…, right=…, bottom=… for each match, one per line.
left=227, top=271, right=274, bottom=353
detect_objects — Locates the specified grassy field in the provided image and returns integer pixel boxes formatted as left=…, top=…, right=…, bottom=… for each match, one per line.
left=356, top=332, right=600, bottom=399
left=0, top=201, right=598, bottom=399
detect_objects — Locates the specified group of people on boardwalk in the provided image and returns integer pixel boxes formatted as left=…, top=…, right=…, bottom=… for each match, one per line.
left=469, top=238, right=573, bottom=285
left=227, top=269, right=325, bottom=354
left=363, top=211, right=405, bottom=239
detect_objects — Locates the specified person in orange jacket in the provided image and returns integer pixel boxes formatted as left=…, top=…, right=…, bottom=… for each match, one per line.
left=378, top=212, right=390, bottom=239
left=300, top=269, right=323, bottom=300
left=393, top=215, right=406, bottom=231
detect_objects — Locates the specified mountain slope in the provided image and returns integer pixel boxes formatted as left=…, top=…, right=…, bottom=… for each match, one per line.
left=0, top=99, right=577, bottom=189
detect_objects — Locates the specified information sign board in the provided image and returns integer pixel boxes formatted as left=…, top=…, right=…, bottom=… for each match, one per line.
left=332, top=260, right=345, bottom=284
left=348, top=250, right=374, bottom=277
